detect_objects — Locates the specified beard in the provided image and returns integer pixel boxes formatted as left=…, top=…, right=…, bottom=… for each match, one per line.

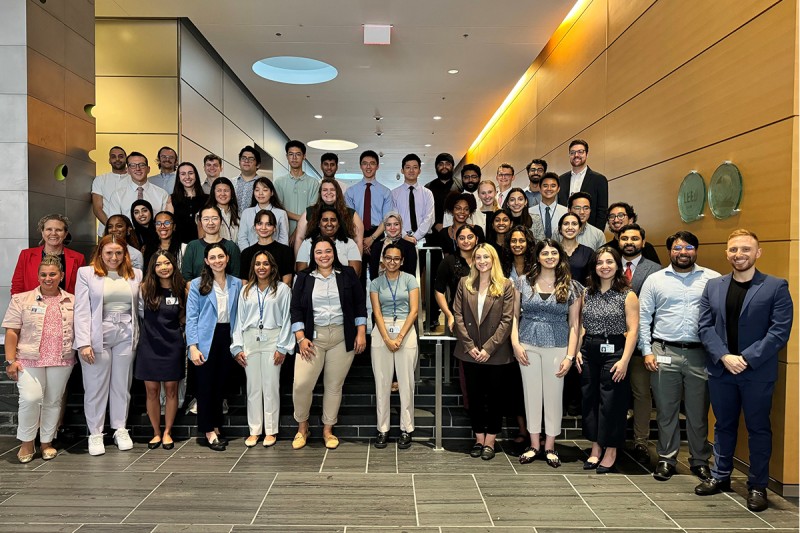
left=462, top=181, right=478, bottom=193
left=437, top=168, right=453, bottom=182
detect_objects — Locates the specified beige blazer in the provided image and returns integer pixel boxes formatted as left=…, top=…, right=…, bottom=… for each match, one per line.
left=452, top=277, right=515, bottom=365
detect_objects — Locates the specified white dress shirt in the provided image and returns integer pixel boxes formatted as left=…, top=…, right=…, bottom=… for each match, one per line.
left=390, top=182, right=435, bottom=240
left=569, top=167, right=588, bottom=197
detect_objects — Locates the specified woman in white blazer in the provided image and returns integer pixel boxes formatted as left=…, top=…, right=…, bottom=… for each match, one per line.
left=74, top=235, right=142, bottom=457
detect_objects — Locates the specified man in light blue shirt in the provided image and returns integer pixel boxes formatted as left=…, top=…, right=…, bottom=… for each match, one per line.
left=148, top=146, right=178, bottom=194
left=390, top=154, right=434, bottom=244
left=344, top=150, right=394, bottom=278
left=638, top=231, right=720, bottom=484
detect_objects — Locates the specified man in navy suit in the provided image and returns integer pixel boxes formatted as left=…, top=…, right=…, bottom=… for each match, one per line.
left=695, top=229, right=793, bottom=512
left=558, top=139, right=608, bottom=230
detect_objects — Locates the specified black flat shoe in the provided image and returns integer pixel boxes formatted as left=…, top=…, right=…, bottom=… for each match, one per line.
left=147, top=438, right=162, bottom=450
left=214, top=434, right=229, bottom=446
left=596, top=464, right=616, bottom=474
left=480, top=446, right=495, bottom=461
left=398, top=431, right=412, bottom=450
left=544, top=449, right=561, bottom=468
left=583, top=457, right=600, bottom=470
left=162, top=441, right=174, bottom=450
left=470, top=443, right=484, bottom=458
left=374, top=432, right=388, bottom=449
left=519, top=447, right=540, bottom=465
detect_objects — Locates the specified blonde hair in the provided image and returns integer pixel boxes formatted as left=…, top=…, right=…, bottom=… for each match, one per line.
left=465, top=243, right=506, bottom=298
left=478, top=180, right=499, bottom=210
left=728, top=228, right=759, bottom=243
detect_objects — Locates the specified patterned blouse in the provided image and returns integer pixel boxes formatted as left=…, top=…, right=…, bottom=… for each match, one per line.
left=21, top=295, right=73, bottom=368
left=582, top=287, right=630, bottom=336
left=516, top=278, right=582, bottom=347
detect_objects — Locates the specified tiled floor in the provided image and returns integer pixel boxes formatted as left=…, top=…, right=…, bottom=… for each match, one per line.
left=0, top=436, right=797, bottom=532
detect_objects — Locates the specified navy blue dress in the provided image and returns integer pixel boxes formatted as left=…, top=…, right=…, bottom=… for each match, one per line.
left=134, top=288, right=186, bottom=382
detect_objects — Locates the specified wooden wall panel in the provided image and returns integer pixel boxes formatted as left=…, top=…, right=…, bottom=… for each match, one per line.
left=607, top=0, right=655, bottom=43
left=606, top=0, right=779, bottom=111
left=536, top=0, right=607, bottom=113
left=604, top=0, right=795, bottom=179
left=778, top=362, right=798, bottom=483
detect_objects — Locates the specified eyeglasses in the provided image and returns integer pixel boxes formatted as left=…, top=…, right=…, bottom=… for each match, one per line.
left=672, top=245, right=696, bottom=252
left=201, top=216, right=221, bottom=223
left=383, top=257, right=402, bottom=263
left=154, top=221, right=173, bottom=227
left=529, top=168, right=545, bottom=174
left=607, top=213, right=628, bottom=220
left=128, top=163, right=148, bottom=169
left=240, top=156, right=256, bottom=162
left=497, top=173, right=513, bottom=178
left=569, top=149, right=586, bottom=156
left=462, top=174, right=480, bottom=180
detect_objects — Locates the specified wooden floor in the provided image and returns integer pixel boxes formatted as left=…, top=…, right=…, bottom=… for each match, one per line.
left=0, top=436, right=797, bottom=532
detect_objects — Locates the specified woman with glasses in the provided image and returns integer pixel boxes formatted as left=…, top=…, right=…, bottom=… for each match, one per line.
left=370, top=243, right=419, bottom=449
left=150, top=211, right=185, bottom=267
left=240, top=209, right=294, bottom=285
left=181, top=206, right=241, bottom=281
left=171, top=162, right=207, bottom=245
left=239, top=177, right=290, bottom=248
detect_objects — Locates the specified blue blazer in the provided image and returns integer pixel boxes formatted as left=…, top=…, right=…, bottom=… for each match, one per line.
left=698, top=270, right=793, bottom=382
left=186, top=275, right=242, bottom=360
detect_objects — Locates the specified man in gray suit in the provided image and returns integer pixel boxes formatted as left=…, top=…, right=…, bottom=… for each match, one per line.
left=619, top=224, right=661, bottom=464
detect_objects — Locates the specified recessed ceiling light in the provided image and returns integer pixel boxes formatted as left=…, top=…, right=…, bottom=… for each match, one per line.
left=448, top=69, right=459, bottom=74
left=252, top=56, right=338, bottom=85
left=308, top=139, right=358, bottom=151
left=433, top=116, right=442, bottom=120
left=314, top=114, right=323, bottom=119
left=421, top=162, right=425, bottom=165
left=424, top=144, right=431, bottom=147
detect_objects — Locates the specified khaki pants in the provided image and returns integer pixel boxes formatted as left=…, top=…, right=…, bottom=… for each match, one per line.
left=519, top=344, right=564, bottom=437
left=629, top=354, right=652, bottom=443
left=292, top=325, right=354, bottom=426
left=371, top=319, right=418, bottom=433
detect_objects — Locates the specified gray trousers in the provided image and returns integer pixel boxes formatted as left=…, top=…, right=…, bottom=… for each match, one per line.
left=650, top=343, right=711, bottom=467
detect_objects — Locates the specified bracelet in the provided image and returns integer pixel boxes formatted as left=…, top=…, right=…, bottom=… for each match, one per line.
left=565, top=355, right=575, bottom=361
left=296, top=337, right=306, bottom=344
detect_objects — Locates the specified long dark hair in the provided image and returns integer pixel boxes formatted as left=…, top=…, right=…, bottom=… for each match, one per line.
left=199, top=242, right=228, bottom=296
left=206, top=177, right=240, bottom=227
left=130, top=199, right=159, bottom=254
left=141, top=250, right=187, bottom=313
left=527, top=239, right=573, bottom=303
left=303, top=236, right=344, bottom=274
left=105, top=214, right=140, bottom=250
left=502, top=225, right=536, bottom=277
left=152, top=211, right=182, bottom=258
left=306, top=178, right=355, bottom=238
left=503, top=187, right=533, bottom=227
left=172, top=161, right=208, bottom=204
left=249, top=176, right=286, bottom=211
left=243, top=250, right=279, bottom=299
left=308, top=206, right=350, bottom=243
left=585, top=246, right=628, bottom=295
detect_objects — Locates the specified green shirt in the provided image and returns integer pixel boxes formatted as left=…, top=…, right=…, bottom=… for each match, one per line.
left=273, top=172, right=320, bottom=234
left=370, top=272, right=419, bottom=320
left=181, top=238, right=241, bottom=281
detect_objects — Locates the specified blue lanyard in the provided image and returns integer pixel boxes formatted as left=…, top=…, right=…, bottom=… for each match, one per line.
left=256, top=286, right=267, bottom=330
left=385, top=274, right=400, bottom=321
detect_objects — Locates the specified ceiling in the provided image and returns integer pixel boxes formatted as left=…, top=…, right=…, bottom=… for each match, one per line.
left=96, top=0, right=576, bottom=186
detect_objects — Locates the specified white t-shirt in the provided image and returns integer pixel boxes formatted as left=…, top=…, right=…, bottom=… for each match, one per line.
left=295, top=238, right=361, bottom=265
left=92, top=172, right=128, bottom=236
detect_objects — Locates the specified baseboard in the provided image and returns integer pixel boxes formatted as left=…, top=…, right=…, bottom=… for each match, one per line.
left=733, top=456, right=798, bottom=497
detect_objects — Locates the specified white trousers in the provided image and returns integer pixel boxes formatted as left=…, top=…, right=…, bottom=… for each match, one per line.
left=519, top=344, right=564, bottom=437
left=16, top=365, right=74, bottom=442
left=242, top=328, right=282, bottom=435
left=371, top=319, right=418, bottom=433
left=80, top=318, right=134, bottom=435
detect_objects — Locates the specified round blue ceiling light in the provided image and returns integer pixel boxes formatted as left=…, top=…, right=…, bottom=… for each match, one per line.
left=252, top=56, right=338, bottom=85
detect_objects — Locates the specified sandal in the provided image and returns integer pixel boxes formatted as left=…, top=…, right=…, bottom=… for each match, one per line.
left=519, top=446, right=540, bottom=465
left=545, top=449, right=561, bottom=468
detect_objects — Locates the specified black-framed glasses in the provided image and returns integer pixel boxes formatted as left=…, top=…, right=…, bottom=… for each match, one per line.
left=607, top=213, right=628, bottom=220
left=672, top=245, right=696, bottom=252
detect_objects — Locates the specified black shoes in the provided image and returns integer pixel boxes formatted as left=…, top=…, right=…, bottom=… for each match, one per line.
left=374, top=432, right=388, bottom=449
left=544, top=449, right=561, bottom=468
left=653, top=461, right=676, bottom=481
left=198, top=436, right=226, bottom=452
left=747, top=488, right=769, bottom=512
left=690, top=464, right=712, bottom=481
left=398, top=432, right=412, bottom=449
left=694, top=477, right=732, bottom=495
left=583, top=457, right=600, bottom=470
left=519, top=447, right=540, bottom=465
left=480, top=446, right=495, bottom=461
left=470, top=443, right=484, bottom=458
left=596, top=464, right=616, bottom=474
left=632, top=442, right=650, bottom=464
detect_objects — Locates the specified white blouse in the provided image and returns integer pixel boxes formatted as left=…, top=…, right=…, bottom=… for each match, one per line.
left=231, top=282, right=294, bottom=355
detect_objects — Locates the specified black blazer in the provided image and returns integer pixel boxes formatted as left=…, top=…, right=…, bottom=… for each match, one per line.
left=291, top=266, right=367, bottom=352
left=558, top=167, right=609, bottom=230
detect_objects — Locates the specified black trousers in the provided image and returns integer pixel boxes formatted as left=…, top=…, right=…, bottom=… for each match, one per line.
left=580, top=335, right=629, bottom=448
left=462, top=360, right=511, bottom=435
left=195, top=324, right=232, bottom=434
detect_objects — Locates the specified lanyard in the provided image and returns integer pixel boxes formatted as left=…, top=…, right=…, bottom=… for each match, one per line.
left=538, top=202, right=558, bottom=228
left=256, top=286, right=268, bottom=330
left=385, top=275, right=400, bottom=321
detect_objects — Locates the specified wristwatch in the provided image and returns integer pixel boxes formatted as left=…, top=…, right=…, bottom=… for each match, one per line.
left=3, top=360, right=16, bottom=368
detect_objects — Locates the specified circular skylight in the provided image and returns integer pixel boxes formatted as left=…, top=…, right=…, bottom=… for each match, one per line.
left=252, top=56, right=338, bottom=85
left=308, top=139, right=358, bottom=151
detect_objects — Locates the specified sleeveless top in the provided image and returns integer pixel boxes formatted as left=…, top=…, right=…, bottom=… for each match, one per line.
left=582, top=288, right=630, bottom=336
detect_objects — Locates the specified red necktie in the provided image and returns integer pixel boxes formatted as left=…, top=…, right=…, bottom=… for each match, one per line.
left=363, top=183, right=372, bottom=228
left=624, top=261, right=633, bottom=282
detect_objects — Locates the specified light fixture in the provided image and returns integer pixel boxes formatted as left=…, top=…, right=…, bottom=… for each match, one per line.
left=308, top=139, right=358, bottom=151
left=424, top=144, right=431, bottom=147
left=448, top=69, right=459, bottom=74
left=314, top=114, right=323, bottom=119
left=433, top=116, right=442, bottom=120
left=364, top=24, right=392, bottom=45
left=252, top=56, right=338, bottom=85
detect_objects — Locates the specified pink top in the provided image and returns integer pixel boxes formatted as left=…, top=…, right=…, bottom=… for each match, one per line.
left=20, top=295, right=74, bottom=369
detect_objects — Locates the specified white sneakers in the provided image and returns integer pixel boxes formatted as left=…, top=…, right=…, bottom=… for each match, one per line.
left=113, top=428, right=133, bottom=451
left=88, top=434, right=105, bottom=456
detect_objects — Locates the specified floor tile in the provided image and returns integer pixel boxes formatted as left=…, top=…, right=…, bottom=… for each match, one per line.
left=414, top=473, right=492, bottom=526
left=0, top=471, right=168, bottom=523
left=32, top=439, right=152, bottom=473
left=230, top=441, right=326, bottom=473
left=319, top=441, right=368, bottom=472
left=365, top=439, right=398, bottom=473
left=125, top=472, right=276, bottom=524
left=0, top=525, right=80, bottom=533
left=567, top=474, right=675, bottom=528
left=152, top=524, right=233, bottom=532
left=153, top=440, right=247, bottom=473
left=79, top=525, right=157, bottom=532
left=396, top=440, right=516, bottom=474
left=233, top=527, right=344, bottom=533
left=255, top=472, right=416, bottom=526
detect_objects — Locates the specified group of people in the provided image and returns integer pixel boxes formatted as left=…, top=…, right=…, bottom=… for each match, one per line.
left=3, top=138, right=792, bottom=513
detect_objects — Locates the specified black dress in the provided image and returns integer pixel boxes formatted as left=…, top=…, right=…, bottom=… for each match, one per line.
left=134, top=288, right=186, bottom=382
left=567, top=244, right=594, bottom=286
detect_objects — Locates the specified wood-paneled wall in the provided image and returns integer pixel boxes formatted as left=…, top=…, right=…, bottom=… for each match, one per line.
left=466, top=0, right=799, bottom=489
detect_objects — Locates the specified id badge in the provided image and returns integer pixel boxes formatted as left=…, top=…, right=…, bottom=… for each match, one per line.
left=656, top=354, right=672, bottom=365
left=30, top=306, right=46, bottom=314
left=387, top=325, right=399, bottom=334
left=165, top=297, right=178, bottom=305
left=256, top=335, right=266, bottom=342
left=599, top=343, right=615, bottom=354
left=313, top=330, right=318, bottom=340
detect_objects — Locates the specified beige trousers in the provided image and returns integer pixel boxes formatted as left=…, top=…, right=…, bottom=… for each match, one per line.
left=519, top=344, right=564, bottom=437
left=371, top=319, right=418, bottom=433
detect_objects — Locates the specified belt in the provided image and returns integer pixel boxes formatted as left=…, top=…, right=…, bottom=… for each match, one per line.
left=652, top=338, right=703, bottom=350
left=102, top=312, right=132, bottom=324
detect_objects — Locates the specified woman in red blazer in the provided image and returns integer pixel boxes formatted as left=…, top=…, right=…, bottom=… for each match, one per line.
left=11, top=214, right=85, bottom=295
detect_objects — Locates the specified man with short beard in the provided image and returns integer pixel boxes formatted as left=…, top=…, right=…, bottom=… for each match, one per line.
left=617, top=223, right=661, bottom=464
left=695, top=229, right=793, bottom=512
left=320, top=153, right=338, bottom=179
left=638, top=231, right=719, bottom=485
left=443, top=164, right=483, bottom=228
left=605, top=202, right=661, bottom=265
left=425, top=153, right=459, bottom=236
left=92, top=146, right=129, bottom=237
left=524, top=159, right=546, bottom=207
left=557, top=139, right=608, bottom=230
left=148, top=146, right=178, bottom=194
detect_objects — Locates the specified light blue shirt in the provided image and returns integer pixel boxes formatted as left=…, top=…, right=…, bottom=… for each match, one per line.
left=344, top=179, right=394, bottom=230
left=390, top=182, right=435, bottom=240
left=638, top=264, right=720, bottom=355
left=148, top=172, right=176, bottom=194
